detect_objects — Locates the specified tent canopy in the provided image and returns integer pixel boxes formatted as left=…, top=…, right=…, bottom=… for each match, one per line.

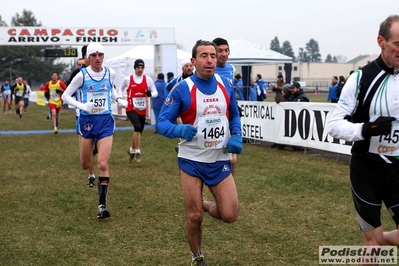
left=105, top=45, right=191, bottom=89
left=227, top=39, right=292, bottom=65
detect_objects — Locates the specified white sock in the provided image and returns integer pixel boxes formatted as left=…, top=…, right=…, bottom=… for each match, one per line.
left=88, top=174, right=95, bottom=179
left=135, top=149, right=140, bottom=154
left=129, top=147, right=134, bottom=153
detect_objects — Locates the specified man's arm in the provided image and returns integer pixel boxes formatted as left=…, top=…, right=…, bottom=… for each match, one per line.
left=327, top=71, right=365, bottom=141
left=156, top=82, right=190, bottom=138
left=146, top=77, right=158, bottom=98
left=61, top=73, right=84, bottom=108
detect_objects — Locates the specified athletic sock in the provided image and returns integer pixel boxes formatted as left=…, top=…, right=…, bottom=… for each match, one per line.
left=129, top=147, right=134, bottom=154
left=88, top=174, right=95, bottom=179
left=98, top=177, right=109, bottom=206
left=191, top=251, right=203, bottom=261
left=135, top=149, right=140, bottom=154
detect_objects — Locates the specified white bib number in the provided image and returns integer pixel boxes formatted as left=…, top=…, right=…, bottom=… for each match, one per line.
left=197, top=116, right=228, bottom=149
left=50, top=92, right=59, bottom=100
left=133, top=97, right=146, bottom=110
left=369, top=120, right=399, bottom=156
left=16, top=90, right=23, bottom=97
left=87, top=91, right=108, bottom=114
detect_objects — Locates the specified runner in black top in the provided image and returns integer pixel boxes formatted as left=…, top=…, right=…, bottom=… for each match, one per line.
left=328, top=15, right=399, bottom=249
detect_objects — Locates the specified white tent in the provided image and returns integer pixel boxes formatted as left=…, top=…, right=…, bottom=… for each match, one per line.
left=105, top=45, right=192, bottom=89
left=227, top=39, right=292, bottom=65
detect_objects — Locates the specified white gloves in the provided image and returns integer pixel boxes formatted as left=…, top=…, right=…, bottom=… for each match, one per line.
left=116, top=98, right=128, bottom=108
left=77, top=102, right=95, bottom=113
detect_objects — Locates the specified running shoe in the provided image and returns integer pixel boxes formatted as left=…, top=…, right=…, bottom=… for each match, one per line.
left=135, top=152, right=141, bottom=163
left=191, top=256, right=207, bottom=266
left=127, top=149, right=135, bottom=162
left=97, top=204, right=110, bottom=219
left=87, top=176, right=95, bottom=187
left=54, top=127, right=58, bottom=135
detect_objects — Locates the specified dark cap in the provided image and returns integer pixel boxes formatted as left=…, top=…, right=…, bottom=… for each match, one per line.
left=134, top=59, right=145, bottom=69
left=277, top=74, right=283, bottom=78
left=235, top=73, right=241, bottom=79
left=289, top=82, right=301, bottom=89
left=212, top=37, right=229, bottom=47
left=157, top=73, right=164, bottom=80
left=167, top=72, right=174, bottom=79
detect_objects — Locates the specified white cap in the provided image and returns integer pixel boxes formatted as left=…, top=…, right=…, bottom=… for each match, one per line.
left=181, top=58, right=192, bottom=68
left=86, top=43, right=105, bottom=56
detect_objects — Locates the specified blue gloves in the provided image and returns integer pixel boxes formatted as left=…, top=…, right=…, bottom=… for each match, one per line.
left=227, top=134, right=243, bottom=154
left=173, top=124, right=197, bottom=141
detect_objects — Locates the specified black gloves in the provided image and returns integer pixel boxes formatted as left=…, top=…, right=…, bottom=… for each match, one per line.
left=362, top=116, right=396, bottom=138
left=56, top=88, right=63, bottom=93
left=146, top=90, right=151, bottom=97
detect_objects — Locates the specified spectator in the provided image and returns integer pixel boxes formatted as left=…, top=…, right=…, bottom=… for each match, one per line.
left=233, top=73, right=244, bottom=100
left=315, top=83, right=319, bottom=95
left=336, top=75, right=346, bottom=100
left=282, top=83, right=292, bottom=101
left=166, top=72, right=174, bottom=83
left=152, top=73, right=167, bottom=128
left=270, top=73, right=285, bottom=103
left=164, top=59, right=194, bottom=96
left=248, top=79, right=258, bottom=101
left=255, top=74, right=266, bottom=101
left=271, top=83, right=292, bottom=150
left=288, top=82, right=310, bottom=102
left=327, top=76, right=339, bottom=103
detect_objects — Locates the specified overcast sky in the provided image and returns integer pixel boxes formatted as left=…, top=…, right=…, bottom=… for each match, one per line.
left=1, top=0, right=397, bottom=61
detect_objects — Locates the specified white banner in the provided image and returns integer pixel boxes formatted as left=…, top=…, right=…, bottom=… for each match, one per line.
left=238, top=101, right=352, bottom=155
left=0, top=27, right=175, bottom=45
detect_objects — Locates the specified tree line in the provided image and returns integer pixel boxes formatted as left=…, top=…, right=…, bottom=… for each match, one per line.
left=0, top=9, right=66, bottom=84
left=269, top=36, right=345, bottom=63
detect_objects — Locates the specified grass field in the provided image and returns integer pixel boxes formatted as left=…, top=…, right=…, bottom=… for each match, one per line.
left=0, top=102, right=395, bottom=266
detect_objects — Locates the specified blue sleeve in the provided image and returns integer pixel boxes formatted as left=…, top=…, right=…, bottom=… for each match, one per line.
left=164, top=77, right=177, bottom=96
left=327, top=85, right=331, bottom=101
left=156, top=81, right=191, bottom=138
left=229, top=93, right=242, bottom=134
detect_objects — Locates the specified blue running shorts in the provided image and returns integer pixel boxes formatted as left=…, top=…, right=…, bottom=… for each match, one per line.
left=178, top=157, right=231, bottom=186
left=78, top=114, right=115, bottom=142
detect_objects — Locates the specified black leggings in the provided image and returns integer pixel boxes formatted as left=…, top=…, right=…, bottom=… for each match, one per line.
left=126, top=110, right=146, bottom=133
